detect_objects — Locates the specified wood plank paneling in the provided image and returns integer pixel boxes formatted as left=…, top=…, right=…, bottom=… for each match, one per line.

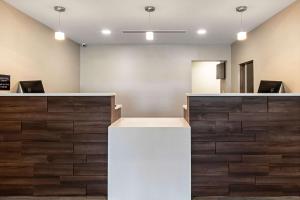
left=192, top=176, right=255, bottom=186
left=230, top=185, right=284, bottom=196
left=74, top=143, right=107, bottom=155
left=74, top=121, right=109, bottom=134
left=47, top=154, right=86, bottom=164
left=0, top=97, right=47, bottom=113
left=192, top=142, right=215, bottom=154
left=229, top=163, right=269, bottom=175
left=71, top=134, right=107, bottom=143
left=268, top=97, right=300, bottom=113
left=242, top=97, right=268, bottom=113
left=192, top=155, right=241, bottom=163
left=22, top=142, right=73, bottom=154
left=189, top=96, right=300, bottom=197
left=74, top=163, right=107, bottom=176
left=0, top=186, right=33, bottom=196
left=0, top=121, right=21, bottom=133
left=87, top=155, right=107, bottom=164
left=87, top=183, right=107, bottom=196
left=189, top=97, right=242, bottom=112
left=192, top=163, right=228, bottom=176
left=0, top=164, right=33, bottom=177
left=60, top=176, right=106, bottom=185
left=34, top=164, right=73, bottom=176
left=189, top=112, right=228, bottom=121
left=33, top=185, right=86, bottom=196
left=0, top=96, right=119, bottom=197
left=0, top=142, right=22, bottom=152
left=192, top=186, right=229, bottom=197
left=0, top=178, right=60, bottom=185
left=47, top=97, right=111, bottom=113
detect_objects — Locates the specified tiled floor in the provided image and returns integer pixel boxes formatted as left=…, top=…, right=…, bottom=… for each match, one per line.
left=0, top=197, right=299, bottom=200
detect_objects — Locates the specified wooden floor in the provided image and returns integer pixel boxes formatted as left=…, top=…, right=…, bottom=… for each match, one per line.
left=0, top=197, right=299, bottom=200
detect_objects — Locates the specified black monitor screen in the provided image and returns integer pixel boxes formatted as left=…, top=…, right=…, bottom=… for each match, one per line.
left=20, top=80, right=45, bottom=93
left=258, top=80, right=282, bottom=93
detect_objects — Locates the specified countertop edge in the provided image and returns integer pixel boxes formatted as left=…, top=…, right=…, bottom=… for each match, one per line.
left=109, top=118, right=191, bottom=128
left=187, top=93, right=300, bottom=97
left=0, top=93, right=116, bottom=97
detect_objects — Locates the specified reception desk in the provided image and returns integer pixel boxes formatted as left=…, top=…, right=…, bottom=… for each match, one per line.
left=0, top=93, right=121, bottom=196
left=185, top=94, right=300, bottom=197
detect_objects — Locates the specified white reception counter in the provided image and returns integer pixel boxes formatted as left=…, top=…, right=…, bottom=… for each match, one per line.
left=108, top=118, right=191, bottom=200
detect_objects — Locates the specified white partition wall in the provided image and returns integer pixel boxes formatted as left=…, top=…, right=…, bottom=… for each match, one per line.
left=80, top=44, right=231, bottom=117
left=108, top=118, right=191, bottom=200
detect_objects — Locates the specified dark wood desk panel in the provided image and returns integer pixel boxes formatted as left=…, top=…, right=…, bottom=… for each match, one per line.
left=0, top=95, right=121, bottom=196
left=188, top=95, right=300, bottom=197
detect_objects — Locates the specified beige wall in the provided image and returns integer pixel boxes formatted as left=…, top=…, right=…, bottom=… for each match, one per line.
left=192, top=61, right=221, bottom=93
left=0, top=1, right=80, bottom=93
left=80, top=44, right=231, bottom=117
left=231, top=1, right=300, bottom=93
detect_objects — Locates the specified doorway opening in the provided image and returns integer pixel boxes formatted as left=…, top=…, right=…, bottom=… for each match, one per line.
left=240, top=60, right=254, bottom=93
left=192, top=61, right=226, bottom=93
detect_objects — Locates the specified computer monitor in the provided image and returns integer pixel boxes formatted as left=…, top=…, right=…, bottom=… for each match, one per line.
left=19, top=80, right=45, bottom=93
left=258, top=80, right=282, bottom=93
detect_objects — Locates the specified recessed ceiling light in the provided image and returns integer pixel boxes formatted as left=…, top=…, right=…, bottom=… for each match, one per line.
left=101, top=29, right=112, bottom=35
left=197, top=29, right=207, bottom=35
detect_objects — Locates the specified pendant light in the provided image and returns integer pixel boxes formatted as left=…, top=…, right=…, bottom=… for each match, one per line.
left=54, top=6, right=66, bottom=41
left=145, top=6, right=155, bottom=41
left=236, top=6, right=248, bottom=41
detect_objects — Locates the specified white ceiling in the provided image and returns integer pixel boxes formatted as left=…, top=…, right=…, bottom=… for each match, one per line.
left=4, top=0, right=295, bottom=45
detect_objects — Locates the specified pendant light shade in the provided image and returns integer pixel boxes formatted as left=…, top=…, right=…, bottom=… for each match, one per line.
left=55, top=31, right=65, bottom=40
left=237, top=31, right=247, bottom=41
left=54, top=6, right=66, bottom=41
left=146, top=31, right=154, bottom=41
left=145, top=6, right=155, bottom=41
left=236, top=6, right=248, bottom=41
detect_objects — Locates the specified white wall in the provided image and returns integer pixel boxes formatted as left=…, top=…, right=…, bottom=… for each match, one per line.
left=0, top=1, right=80, bottom=93
left=80, top=44, right=231, bottom=117
left=192, top=61, right=221, bottom=93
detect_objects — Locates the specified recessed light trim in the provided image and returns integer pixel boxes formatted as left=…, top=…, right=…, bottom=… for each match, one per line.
left=197, top=29, right=207, bottom=35
left=101, top=29, right=112, bottom=35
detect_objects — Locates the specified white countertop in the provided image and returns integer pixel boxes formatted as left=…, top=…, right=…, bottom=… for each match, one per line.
left=187, top=93, right=300, bottom=97
left=0, top=93, right=116, bottom=97
left=110, top=118, right=190, bottom=128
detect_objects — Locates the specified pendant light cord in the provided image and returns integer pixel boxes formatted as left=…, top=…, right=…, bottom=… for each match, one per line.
left=59, top=12, right=61, bottom=30
left=240, top=11, right=244, bottom=31
left=148, top=12, right=152, bottom=30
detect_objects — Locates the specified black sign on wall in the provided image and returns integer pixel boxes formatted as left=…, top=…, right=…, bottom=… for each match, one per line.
left=0, top=75, right=10, bottom=91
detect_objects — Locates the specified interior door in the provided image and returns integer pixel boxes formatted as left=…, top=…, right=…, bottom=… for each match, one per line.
left=240, top=61, right=254, bottom=93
